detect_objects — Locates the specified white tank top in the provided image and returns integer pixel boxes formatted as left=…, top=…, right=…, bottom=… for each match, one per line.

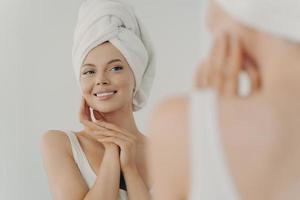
left=188, top=90, right=239, bottom=200
left=64, top=130, right=128, bottom=200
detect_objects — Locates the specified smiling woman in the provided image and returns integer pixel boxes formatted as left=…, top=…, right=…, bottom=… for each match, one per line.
left=40, top=0, right=155, bottom=200
left=79, top=42, right=136, bottom=113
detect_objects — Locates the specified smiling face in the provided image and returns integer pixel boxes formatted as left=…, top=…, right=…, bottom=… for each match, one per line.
left=80, top=42, right=136, bottom=113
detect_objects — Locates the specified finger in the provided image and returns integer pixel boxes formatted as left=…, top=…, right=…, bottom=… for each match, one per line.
left=81, top=116, right=135, bottom=141
left=224, top=33, right=242, bottom=96
left=79, top=100, right=104, bottom=131
left=87, top=129, right=120, bottom=141
left=207, top=37, right=218, bottom=87
left=94, top=120, right=136, bottom=140
left=98, top=137, right=132, bottom=150
left=82, top=124, right=110, bottom=141
left=244, top=59, right=260, bottom=95
left=93, top=130, right=133, bottom=142
left=209, top=33, right=228, bottom=92
left=80, top=117, right=100, bottom=133
left=88, top=132, right=107, bottom=140
left=79, top=97, right=92, bottom=123
left=80, top=106, right=137, bottom=141
left=92, top=109, right=106, bottom=121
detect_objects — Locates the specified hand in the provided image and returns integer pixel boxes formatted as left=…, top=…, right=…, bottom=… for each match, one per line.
left=79, top=97, right=117, bottom=150
left=96, top=121, right=138, bottom=172
left=79, top=97, right=138, bottom=170
left=194, top=33, right=260, bottom=97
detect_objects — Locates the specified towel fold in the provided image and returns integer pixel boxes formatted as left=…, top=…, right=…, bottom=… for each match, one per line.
left=72, top=0, right=155, bottom=111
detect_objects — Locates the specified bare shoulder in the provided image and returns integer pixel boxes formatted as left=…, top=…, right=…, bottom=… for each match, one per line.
left=40, top=130, right=88, bottom=199
left=40, top=130, right=72, bottom=156
left=150, top=95, right=188, bottom=134
left=148, top=95, right=189, bottom=200
left=149, top=95, right=189, bottom=146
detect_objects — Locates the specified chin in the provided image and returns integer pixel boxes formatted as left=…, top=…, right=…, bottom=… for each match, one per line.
left=93, top=103, right=124, bottom=114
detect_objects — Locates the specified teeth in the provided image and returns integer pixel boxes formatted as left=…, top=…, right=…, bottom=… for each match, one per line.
left=96, top=91, right=115, bottom=97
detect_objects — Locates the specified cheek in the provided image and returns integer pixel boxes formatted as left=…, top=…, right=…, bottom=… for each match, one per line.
left=118, top=77, right=134, bottom=90
left=115, top=73, right=135, bottom=92
left=80, top=78, right=93, bottom=94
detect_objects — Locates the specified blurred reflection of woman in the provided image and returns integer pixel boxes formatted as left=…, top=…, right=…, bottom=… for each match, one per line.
left=149, top=0, right=300, bottom=199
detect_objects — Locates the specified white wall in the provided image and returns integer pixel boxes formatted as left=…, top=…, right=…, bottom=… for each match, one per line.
left=0, top=0, right=201, bottom=199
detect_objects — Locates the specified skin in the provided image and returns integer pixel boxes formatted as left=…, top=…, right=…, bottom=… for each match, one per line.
left=194, top=33, right=260, bottom=97
left=41, top=42, right=152, bottom=200
left=149, top=1, right=300, bottom=200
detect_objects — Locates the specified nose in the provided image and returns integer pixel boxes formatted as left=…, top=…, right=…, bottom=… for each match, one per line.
left=96, top=80, right=109, bottom=85
left=96, top=73, right=110, bottom=86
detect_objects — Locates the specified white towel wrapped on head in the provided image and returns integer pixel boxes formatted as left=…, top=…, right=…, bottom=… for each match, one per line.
left=215, top=0, right=300, bottom=43
left=72, top=0, right=155, bottom=111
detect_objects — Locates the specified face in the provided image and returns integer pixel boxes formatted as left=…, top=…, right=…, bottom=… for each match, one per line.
left=80, top=42, right=136, bottom=113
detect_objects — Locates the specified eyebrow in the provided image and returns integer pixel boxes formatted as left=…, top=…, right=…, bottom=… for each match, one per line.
left=81, top=59, right=122, bottom=68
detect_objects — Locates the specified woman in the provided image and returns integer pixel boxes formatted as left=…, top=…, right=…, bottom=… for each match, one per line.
left=41, top=0, right=154, bottom=199
left=149, top=0, right=300, bottom=199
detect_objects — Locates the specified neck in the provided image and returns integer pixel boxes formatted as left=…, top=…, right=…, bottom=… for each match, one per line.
left=101, top=105, right=140, bottom=135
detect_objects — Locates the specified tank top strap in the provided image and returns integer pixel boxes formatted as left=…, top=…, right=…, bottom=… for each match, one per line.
left=188, top=90, right=239, bottom=200
left=63, top=130, right=96, bottom=188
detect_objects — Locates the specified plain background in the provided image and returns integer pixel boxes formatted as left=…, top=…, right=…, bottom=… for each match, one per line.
left=0, top=0, right=203, bottom=199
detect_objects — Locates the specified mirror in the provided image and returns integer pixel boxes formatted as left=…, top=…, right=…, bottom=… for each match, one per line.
left=0, top=0, right=200, bottom=199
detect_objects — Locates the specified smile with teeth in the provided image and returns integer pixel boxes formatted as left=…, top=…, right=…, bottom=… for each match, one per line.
left=94, top=91, right=117, bottom=100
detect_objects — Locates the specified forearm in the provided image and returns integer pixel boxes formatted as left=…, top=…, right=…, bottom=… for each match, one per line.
left=123, top=167, right=151, bottom=200
left=84, top=147, right=120, bottom=200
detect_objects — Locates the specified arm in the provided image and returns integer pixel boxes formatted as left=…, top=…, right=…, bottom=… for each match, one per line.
left=148, top=97, right=190, bottom=200
left=97, top=126, right=151, bottom=200
left=41, top=130, right=120, bottom=200
left=122, top=164, right=150, bottom=200
left=83, top=144, right=120, bottom=200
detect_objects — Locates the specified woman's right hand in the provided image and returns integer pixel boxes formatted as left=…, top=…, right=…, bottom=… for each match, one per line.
left=194, top=33, right=260, bottom=97
left=79, top=97, right=119, bottom=151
